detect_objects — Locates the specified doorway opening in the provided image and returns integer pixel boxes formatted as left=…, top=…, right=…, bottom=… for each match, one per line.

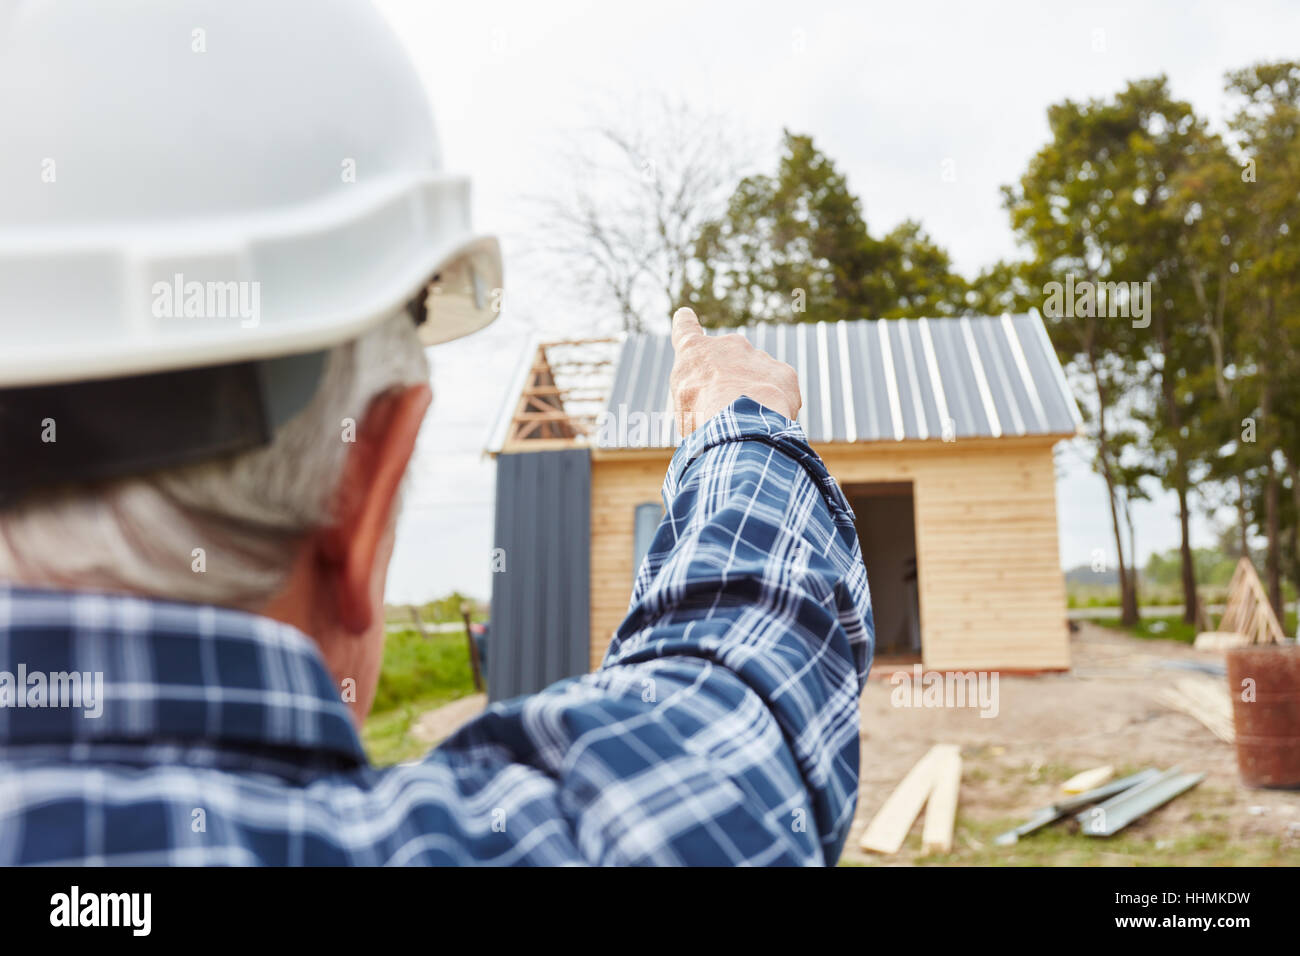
left=846, top=481, right=921, bottom=666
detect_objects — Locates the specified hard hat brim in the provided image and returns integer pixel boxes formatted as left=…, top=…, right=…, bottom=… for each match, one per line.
left=416, top=235, right=504, bottom=346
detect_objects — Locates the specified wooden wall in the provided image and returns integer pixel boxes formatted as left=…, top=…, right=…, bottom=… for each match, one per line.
left=820, top=439, right=1070, bottom=671
left=588, top=437, right=1071, bottom=673
left=588, top=454, right=671, bottom=671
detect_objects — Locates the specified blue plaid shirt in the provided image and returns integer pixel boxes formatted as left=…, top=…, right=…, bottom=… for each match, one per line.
left=0, top=398, right=873, bottom=865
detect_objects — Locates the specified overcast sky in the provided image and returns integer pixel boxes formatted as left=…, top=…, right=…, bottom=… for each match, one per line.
left=372, top=0, right=1300, bottom=603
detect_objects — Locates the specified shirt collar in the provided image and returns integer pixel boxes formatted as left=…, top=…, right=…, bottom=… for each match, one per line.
left=0, top=585, right=366, bottom=766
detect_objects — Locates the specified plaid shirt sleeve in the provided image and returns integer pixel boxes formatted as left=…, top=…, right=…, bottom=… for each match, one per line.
left=449, top=396, right=874, bottom=864
left=0, top=397, right=872, bottom=867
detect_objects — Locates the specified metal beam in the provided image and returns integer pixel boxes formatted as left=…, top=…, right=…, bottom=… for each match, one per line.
left=1076, top=768, right=1206, bottom=837
left=993, top=768, right=1161, bottom=845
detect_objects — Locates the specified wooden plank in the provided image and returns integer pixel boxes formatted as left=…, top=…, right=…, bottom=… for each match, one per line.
left=1062, top=765, right=1113, bottom=794
left=1177, top=677, right=1234, bottom=724
left=1194, top=631, right=1249, bottom=651
left=1155, top=683, right=1234, bottom=744
left=921, top=744, right=962, bottom=854
left=859, top=746, right=941, bottom=854
left=1217, top=557, right=1283, bottom=644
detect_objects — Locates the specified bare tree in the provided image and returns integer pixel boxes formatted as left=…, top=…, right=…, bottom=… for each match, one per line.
left=523, top=95, right=750, bottom=333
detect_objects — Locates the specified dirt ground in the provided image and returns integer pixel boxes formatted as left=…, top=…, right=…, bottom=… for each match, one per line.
left=409, top=693, right=486, bottom=745
left=841, top=623, right=1300, bottom=865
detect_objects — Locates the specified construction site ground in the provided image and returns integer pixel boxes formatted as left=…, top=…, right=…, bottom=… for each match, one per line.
left=841, top=622, right=1300, bottom=865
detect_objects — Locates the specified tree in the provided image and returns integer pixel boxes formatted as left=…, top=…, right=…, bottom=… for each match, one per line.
left=1221, top=61, right=1300, bottom=618
left=1001, top=77, right=1212, bottom=625
left=527, top=96, right=748, bottom=332
left=1166, top=129, right=1256, bottom=562
left=685, top=131, right=967, bottom=326
left=963, top=260, right=1037, bottom=316
left=1113, top=428, right=1158, bottom=608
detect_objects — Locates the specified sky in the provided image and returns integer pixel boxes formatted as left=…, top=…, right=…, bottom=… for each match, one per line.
left=371, top=0, right=1300, bottom=603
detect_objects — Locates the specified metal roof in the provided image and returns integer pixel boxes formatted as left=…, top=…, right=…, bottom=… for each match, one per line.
left=600, top=314, right=1081, bottom=448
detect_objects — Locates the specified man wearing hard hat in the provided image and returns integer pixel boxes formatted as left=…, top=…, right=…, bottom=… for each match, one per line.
left=0, top=1, right=872, bottom=865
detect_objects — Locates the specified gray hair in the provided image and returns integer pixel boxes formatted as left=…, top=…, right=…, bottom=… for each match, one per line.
left=0, top=312, right=430, bottom=607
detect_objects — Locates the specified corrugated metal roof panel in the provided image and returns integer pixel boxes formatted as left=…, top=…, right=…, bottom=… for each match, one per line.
left=489, top=448, right=591, bottom=702
left=598, top=314, right=1080, bottom=448
left=929, top=317, right=990, bottom=438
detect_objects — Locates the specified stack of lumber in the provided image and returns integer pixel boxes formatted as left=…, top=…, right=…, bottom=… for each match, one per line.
left=1155, top=676, right=1234, bottom=743
left=1193, top=631, right=1250, bottom=652
left=1195, top=556, right=1285, bottom=648
left=858, top=744, right=962, bottom=855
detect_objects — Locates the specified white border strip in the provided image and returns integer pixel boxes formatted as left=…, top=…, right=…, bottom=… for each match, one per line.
left=796, top=322, right=810, bottom=430
left=817, top=321, right=833, bottom=440
left=858, top=320, right=879, bottom=438
left=837, top=320, right=858, bottom=442
left=960, top=315, right=1002, bottom=438
left=1001, top=313, right=1049, bottom=432
left=917, top=318, right=952, bottom=439
left=877, top=320, right=906, bottom=441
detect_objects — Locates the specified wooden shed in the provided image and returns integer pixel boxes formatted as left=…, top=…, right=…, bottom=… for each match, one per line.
left=485, top=315, right=1081, bottom=701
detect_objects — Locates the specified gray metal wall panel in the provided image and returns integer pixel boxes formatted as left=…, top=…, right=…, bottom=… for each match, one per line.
left=516, top=452, right=541, bottom=695
left=489, top=448, right=592, bottom=703
left=491, top=451, right=520, bottom=700
left=564, top=451, right=592, bottom=676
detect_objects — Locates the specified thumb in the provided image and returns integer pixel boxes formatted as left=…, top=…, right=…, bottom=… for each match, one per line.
left=671, top=307, right=704, bottom=351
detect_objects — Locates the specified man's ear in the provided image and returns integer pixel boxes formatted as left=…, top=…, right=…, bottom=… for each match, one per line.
left=320, top=383, right=432, bottom=632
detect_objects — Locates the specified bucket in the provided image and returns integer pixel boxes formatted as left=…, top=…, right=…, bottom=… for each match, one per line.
left=1225, top=644, right=1300, bottom=788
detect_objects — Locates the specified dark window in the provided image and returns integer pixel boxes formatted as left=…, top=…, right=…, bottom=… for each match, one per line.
left=633, top=502, right=664, bottom=576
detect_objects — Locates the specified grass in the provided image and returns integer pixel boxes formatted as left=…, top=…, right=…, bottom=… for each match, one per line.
left=361, top=626, right=479, bottom=766
left=1094, top=611, right=1298, bottom=645
left=889, top=816, right=1288, bottom=867
left=1094, top=614, right=1198, bottom=644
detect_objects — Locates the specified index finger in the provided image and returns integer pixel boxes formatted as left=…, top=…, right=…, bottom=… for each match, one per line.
left=671, top=307, right=704, bottom=351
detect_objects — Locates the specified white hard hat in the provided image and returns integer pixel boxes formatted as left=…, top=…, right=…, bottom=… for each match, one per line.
left=0, top=0, right=502, bottom=390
